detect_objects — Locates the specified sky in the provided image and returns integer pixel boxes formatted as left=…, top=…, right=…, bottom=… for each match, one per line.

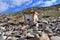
left=0, top=0, right=60, bottom=13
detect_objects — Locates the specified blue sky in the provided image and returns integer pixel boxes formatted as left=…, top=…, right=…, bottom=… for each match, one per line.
left=0, top=0, right=60, bottom=13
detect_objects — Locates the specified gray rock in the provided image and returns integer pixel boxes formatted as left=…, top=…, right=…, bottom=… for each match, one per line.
left=51, top=36, right=60, bottom=40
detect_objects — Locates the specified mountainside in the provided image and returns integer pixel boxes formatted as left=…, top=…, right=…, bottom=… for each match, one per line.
left=22, top=4, right=60, bottom=12
left=16, top=4, right=60, bottom=17
left=1, top=4, right=60, bottom=17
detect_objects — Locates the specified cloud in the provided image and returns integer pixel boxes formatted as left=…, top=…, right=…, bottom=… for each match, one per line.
left=44, top=1, right=53, bottom=6
left=25, top=0, right=33, bottom=5
left=32, top=1, right=43, bottom=6
left=0, top=2, right=9, bottom=13
left=0, top=0, right=31, bottom=12
left=43, top=0, right=57, bottom=6
left=28, top=0, right=57, bottom=7
left=9, top=0, right=31, bottom=7
left=51, top=0, right=57, bottom=2
left=0, top=0, right=31, bottom=7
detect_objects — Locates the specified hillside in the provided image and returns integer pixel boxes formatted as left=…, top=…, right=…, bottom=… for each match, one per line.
left=17, top=4, right=60, bottom=17
left=1, top=4, right=60, bottom=17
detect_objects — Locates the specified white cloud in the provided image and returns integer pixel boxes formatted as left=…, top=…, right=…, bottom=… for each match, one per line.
left=0, top=2, right=9, bottom=13
left=44, top=0, right=57, bottom=7
left=10, top=0, right=31, bottom=7
left=32, top=1, right=43, bottom=6
left=26, top=0, right=32, bottom=5
left=30, top=0, right=57, bottom=7
left=44, top=1, right=53, bottom=6
left=51, top=0, right=57, bottom=2
left=0, top=0, right=31, bottom=12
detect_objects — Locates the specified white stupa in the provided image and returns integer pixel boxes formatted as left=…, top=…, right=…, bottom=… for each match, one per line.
left=34, top=12, right=39, bottom=23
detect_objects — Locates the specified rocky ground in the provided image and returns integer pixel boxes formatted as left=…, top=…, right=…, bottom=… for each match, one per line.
left=0, top=17, right=60, bottom=40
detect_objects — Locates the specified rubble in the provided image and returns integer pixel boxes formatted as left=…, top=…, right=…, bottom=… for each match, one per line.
left=0, top=17, right=60, bottom=40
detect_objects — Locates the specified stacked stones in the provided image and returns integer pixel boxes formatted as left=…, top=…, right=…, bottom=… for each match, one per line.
left=0, top=17, right=60, bottom=40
